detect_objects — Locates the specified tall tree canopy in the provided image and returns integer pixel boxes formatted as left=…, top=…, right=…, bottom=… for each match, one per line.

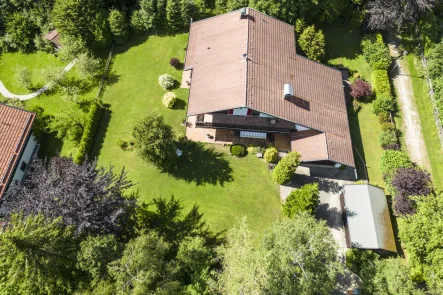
left=216, top=213, right=342, bottom=294
left=3, top=157, right=135, bottom=236
left=366, top=0, right=435, bottom=30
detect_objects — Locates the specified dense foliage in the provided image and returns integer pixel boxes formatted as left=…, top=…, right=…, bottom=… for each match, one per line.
left=3, top=157, right=135, bottom=236
left=74, top=102, right=102, bottom=164
left=297, top=25, right=325, bottom=61
left=361, top=34, right=391, bottom=71
left=162, top=91, right=177, bottom=108
left=264, top=147, right=278, bottom=163
left=392, top=168, right=433, bottom=198
left=350, top=79, right=372, bottom=100
left=398, top=192, right=443, bottom=293
left=216, top=213, right=342, bottom=295
left=426, top=41, right=443, bottom=129
left=272, top=151, right=301, bottom=184
left=108, top=9, right=130, bottom=45
left=379, top=128, right=398, bottom=148
left=132, top=112, right=178, bottom=170
left=373, top=96, right=396, bottom=115
left=371, top=70, right=392, bottom=98
left=158, top=73, right=175, bottom=89
left=283, top=183, right=319, bottom=217
left=230, top=144, right=247, bottom=157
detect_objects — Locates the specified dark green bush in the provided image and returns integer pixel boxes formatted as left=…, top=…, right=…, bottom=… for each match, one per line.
left=74, top=102, right=102, bottom=164
left=381, top=122, right=396, bottom=131
left=379, top=129, right=398, bottom=147
left=345, top=248, right=379, bottom=275
left=378, top=112, right=391, bottom=123
left=427, top=41, right=443, bottom=80
left=373, top=96, right=395, bottom=115
left=272, top=151, right=301, bottom=184
left=230, top=144, right=246, bottom=157
left=283, top=183, right=319, bottom=217
left=371, top=70, right=392, bottom=98
left=361, top=34, right=392, bottom=71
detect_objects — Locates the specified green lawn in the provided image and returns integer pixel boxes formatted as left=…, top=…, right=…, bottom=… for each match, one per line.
left=403, top=55, right=443, bottom=190
left=318, top=22, right=384, bottom=185
left=0, top=51, right=100, bottom=158
left=95, top=34, right=282, bottom=236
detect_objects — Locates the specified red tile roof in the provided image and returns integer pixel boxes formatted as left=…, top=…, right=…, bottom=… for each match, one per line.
left=184, top=8, right=355, bottom=167
left=291, top=131, right=328, bottom=162
left=0, top=104, right=35, bottom=198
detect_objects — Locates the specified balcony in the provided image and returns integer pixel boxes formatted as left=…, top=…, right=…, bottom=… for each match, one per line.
left=195, top=113, right=295, bottom=133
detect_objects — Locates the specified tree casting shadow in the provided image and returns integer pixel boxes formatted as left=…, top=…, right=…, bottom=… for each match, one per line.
left=170, top=141, right=233, bottom=186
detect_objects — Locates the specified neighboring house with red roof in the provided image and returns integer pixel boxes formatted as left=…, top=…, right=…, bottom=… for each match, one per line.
left=43, top=29, right=62, bottom=49
left=183, top=8, right=355, bottom=170
left=0, top=104, right=39, bottom=198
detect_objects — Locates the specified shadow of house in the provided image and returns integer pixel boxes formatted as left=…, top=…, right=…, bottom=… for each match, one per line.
left=171, top=141, right=233, bottom=186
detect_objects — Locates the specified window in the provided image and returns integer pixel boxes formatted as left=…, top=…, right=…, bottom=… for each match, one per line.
left=20, top=161, right=27, bottom=172
left=240, top=131, right=267, bottom=139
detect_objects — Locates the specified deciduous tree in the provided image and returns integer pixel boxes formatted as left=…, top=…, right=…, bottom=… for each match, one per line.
left=283, top=183, right=319, bottom=217
left=132, top=112, right=178, bottom=171
left=3, top=157, right=135, bottom=236
left=108, top=9, right=130, bottom=44
left=298, top=25, right=325, bottom=62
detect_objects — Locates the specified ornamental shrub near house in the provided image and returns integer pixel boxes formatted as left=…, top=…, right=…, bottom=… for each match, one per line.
left=371, top=70, right=392, bottom=98
left=264, top=147, right=278, bottom=163
left=158, top=74, right=174, bottom=89
left=379, top=129, right=398, bottom=147
left=272, top=151, right=301, bottom=184
left=380, top=150, right=413, bottom=178
left=170, top=58, right=180, bottom=68
left=283, top=183, right=319, bottom=217
left=230, top=144, right=246, bottom=157
left=162, top=92, right=177, bottom=108
left=350, top=79, right=372, bottom=100
left=373, top=96, right=396, bottom=115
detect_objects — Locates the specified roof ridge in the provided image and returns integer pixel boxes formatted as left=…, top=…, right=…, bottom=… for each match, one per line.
left=366, top=185, right=383, bottom=249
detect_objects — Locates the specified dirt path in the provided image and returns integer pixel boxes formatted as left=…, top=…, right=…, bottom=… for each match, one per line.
left=388, top=42, right=431, bottom=170
left=0, top=59, right=76, bottom=101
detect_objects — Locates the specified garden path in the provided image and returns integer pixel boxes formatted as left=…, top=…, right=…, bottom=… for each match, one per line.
left=387, top=40, right=431, bottom=170
left=0, top=60, right=76, bottom=101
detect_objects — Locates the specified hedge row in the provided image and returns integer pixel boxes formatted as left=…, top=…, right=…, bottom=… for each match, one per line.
left=361, top=33, right=392, bottom=71
left=74, top=102, right=102, bottom=164
left=426, top=42, right=443, bottom=128
left=371, top=70, right=392, bottom=99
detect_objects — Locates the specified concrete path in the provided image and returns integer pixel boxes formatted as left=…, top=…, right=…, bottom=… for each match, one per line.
left=387, top=39, right=431, bottom=170
left=0, top=60, right=77, bottom=101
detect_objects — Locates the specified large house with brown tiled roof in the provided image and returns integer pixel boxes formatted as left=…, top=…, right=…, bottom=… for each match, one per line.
left=0, top=104, right=39, bottom=199
left=182, top=8, right=356, bottom=169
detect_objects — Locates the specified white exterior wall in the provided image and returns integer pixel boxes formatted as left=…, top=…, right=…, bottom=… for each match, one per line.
left=11, top=134, right=37, bottom=184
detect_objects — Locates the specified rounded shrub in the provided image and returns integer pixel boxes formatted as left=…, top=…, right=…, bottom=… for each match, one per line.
left=380, top=150, right=413, bottom=177
left=381, top=122, right=396, bottom=131
left=162, top=92, right=177, bottom=108
left=170, top=58, right=180, bottom=68
left=378, top=112, right=390, bottom=123
left=379, top=129, right=398, bottom=147
left=373, top=96, right=395, bottom=115
left=158, top=74, right=174, bottom=90
left=230, top=144, right=246, bottom=157
left=264, top=147, right=278, bottom=163
left=272, top=151, right=301, bottom=184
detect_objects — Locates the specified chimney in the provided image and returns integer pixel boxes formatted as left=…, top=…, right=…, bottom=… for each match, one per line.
left=283, top=84, right=293, bottom=100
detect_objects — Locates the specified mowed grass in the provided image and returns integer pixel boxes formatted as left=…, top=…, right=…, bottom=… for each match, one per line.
left=403, top=55, right=443, bottom=190
left=0, top=51, right=99, bottom=158
left=95, top=34, right=282, bottom=235
left=318, top=22, right=384, bottom=185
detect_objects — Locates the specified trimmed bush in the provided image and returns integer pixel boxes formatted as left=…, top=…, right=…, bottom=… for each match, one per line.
left=230, top=144, right=246, bottom=157
left=170, top=58, right=180, bottom=68
left=361, top=34, right=391, bottom=71
left=162, top=92, right=177, bottom=108
left=379, top=129, right=398, bottom=147
left=380, top=150, right=413, bottom=178
left=350, top=79, right=372, bottom=100
left=378, top=112, right=390, bottom=123
left=373, top=96, right=395, bottom=115
left=74, top=102, right=102, bottom=164
left=371, top=70, right=392, bottom=98
left=264, top=147, right=278, bottom=163
left=272, top=151, right=301, bottom=184
left=381, top=122, right=396, bottom=131
left=283, top=183, right=319, bottom=217
left=158, top=74, right=174, bottom=89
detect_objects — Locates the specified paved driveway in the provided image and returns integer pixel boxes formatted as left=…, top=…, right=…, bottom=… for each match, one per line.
left=280, top=166, right=355, bottom=256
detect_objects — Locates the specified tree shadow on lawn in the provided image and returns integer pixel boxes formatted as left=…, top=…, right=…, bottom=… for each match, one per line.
left=171, top=141, right=233, bottom=186
left=172, top=98, right=187, bottom=110
left=317, top=21, right=362, bottom=61
left=37, top=132, right=63, bottom=159
left=90, top=104, right=112, bottom=160
left=348, top=110, right=368, bottom=181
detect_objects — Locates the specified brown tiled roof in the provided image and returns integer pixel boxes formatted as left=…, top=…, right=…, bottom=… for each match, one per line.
left=0, top=104, right=35, bottom=198
left=290, top=131, right=328, bottom=162
left=43, top=29, right=62, bottom=48
left=185, top=8, right=355, bottom=167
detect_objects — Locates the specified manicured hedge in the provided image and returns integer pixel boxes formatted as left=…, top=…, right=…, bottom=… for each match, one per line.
left=230, top=144, right=246, bottom=157
left=371, top=70, right=392, bottom=98
left=74, top=102, right=102, bottom=164
left=361, top=33, right=392, bottom=71
left=272, top=151, right=301, bottom=184
left=264, top=147, right=278, bottom=163
left=380, top=150, right=413, bottom=178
